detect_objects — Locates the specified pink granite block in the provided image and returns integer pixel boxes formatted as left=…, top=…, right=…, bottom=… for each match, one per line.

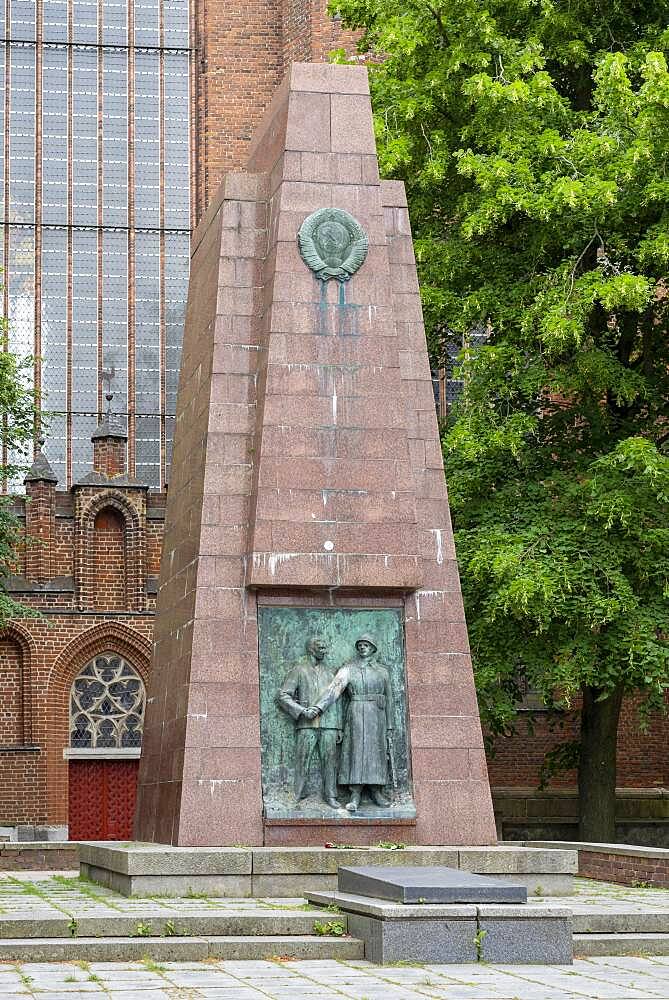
left=207, top=404, right=256, bottom=436
left=201, top=681, right=260, bottom=718
left=418, top=527, right=458, bottom=564
left=405, top=590, right=467, bottom=623
left=178, top=778, right=263, bottom=846
left=410, top=715, right=485, bottom=750
left=194, top=586, right=246, bottom=621
left=291, top=62, right=370, bottom=95
left=413, top=748, right=470, bottom=781
left=361, top=155, right=381, bottom=184
left=305, top=152, right=363, bottom=184
left=279, top=180, right=333, bottom=213
left=469, top=748, right=492, bottom=782
left=203, top=462, right=253, bottom=496
left=187, top=714, right=260, bottom=749
left=286, top=91, right=331, bottom=153
left=408, top=682, right=480, bottom=718
left=212, top=344, right=264, bottom=375
left=405, top=620, right=470, bottom=654
left=387, top=235, right=417, bottom=265
left=405, top=652, right=476, bottom=688
left=380, top=179, right=408, bottom=207
left=414, top=779, right=496, bottom=846
left=331, top=94, right=376, bottom=154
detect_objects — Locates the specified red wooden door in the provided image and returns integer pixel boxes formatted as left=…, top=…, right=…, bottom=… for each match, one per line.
left=68, top=760, right=139, bottom=840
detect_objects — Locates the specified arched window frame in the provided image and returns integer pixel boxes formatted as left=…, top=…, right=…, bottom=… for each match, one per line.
left=66, top=651, right=146, bottom=760
left=75, top=490, right=146, bottom=611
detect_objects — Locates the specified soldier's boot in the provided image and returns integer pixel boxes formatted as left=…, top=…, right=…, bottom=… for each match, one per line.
left=323, top=772, right=341, bottom=810
left=346, top=786, right=362, bottom=812
left=370, top=786, right=390, bottom=808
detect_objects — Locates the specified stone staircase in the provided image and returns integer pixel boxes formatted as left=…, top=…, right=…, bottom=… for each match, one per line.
left=4, top=902, right=669, bottom=961
left=572, top=907, right=669, bottom=956
left=0, top=908, right=364, bottom=962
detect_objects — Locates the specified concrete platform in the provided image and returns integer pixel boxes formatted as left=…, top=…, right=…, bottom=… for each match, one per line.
left=306, top=888, right=573, bottom=964
left=79, top=842, right=577, bottom=897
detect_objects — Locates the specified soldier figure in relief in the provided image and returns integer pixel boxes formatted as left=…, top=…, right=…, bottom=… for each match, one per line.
left=311, top=635, right=394, bottom=813
left=276, top=636, right=342, bottom=809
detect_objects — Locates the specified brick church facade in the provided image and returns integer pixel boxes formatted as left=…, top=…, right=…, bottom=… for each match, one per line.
left=1, top=1, right=667, bottom=844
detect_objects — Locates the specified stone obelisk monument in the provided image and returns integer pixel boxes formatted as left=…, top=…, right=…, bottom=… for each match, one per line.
left=135, top=64, right=496, bottom=847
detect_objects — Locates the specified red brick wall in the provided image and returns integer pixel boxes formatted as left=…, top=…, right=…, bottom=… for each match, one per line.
left=579, top=850, right=669, bottom=888
left=91, top=509, right=127, bottom=611
left=488, top=692, right=669, bottom=790
left=0, top=636, right=23, bottom=745
left=0, top=751, right=45, bottom=826
left=193, top=0, right=359, bottom=215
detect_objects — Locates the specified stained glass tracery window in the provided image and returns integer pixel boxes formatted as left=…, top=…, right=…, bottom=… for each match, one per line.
left=70, top=653, right=145, bottom=749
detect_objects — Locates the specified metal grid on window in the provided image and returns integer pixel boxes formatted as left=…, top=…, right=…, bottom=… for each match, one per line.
left=72, top=229, right=99, bottom=414
left=73, top=48, right=98, bottom=227
left=102, top=49, right=128, bottom=228
left=42, top=47, right=69, bottom=226
left=43, top=1, right=68, bottom=44
left=101, top=229, right=129, bottom=415
left=73, top=1, right=98, bottom=45
left=9, top=44, right=36, bottom=224
left=164, top=52, right=190, bottom=229
left=71, top=411, right=100, bottom=483
left=10, top=2, right=35, bottom=42
left=134, top=50, right=160, bottom=229
left=164, top=233, right=188, bottom=415
left=2, top=2, right=191, bottom=493
left=41, top=228, right=68, bottom=431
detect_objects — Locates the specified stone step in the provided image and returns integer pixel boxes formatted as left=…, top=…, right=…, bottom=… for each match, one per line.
left=0, top=934, right=364, bottom=962
left=0, top=908, right=343, bottom=939
left=572, top=911, right=669, bottom=934
left=574, top=933, right=669, bottom=957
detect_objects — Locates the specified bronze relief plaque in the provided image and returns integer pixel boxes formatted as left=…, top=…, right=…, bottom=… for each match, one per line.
left=258, top=606, right=416, bottom=820
left=298, top=207, right=369, bottom=282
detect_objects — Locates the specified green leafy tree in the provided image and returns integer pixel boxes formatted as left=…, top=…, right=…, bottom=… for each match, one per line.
left=0, top=342, right=41, bottom=625
left=331, top=0, right=669, bottom=840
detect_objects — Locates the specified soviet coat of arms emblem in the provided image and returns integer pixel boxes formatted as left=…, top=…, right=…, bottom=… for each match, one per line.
left=298, top=208, right=369, bottom=282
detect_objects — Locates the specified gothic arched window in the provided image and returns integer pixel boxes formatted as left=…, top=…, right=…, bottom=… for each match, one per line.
left=70, top=653, right=145, bottom=749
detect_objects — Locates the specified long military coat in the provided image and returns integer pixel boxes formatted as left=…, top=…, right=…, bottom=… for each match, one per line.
left=316, top=658, right=393, bottom=785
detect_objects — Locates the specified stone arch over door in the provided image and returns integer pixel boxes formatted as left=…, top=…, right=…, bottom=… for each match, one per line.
left=76, top=491, right=145, bottom=611
left=45, top=623, right=151, bottom=829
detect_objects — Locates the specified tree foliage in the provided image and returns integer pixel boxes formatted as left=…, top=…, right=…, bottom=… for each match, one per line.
left=0, top=341, right=41, bottom=625
left=331, top=1, right=669, bottom=785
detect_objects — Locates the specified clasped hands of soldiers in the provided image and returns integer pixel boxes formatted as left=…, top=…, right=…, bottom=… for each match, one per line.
left=302, top=706, right=321, bottom=720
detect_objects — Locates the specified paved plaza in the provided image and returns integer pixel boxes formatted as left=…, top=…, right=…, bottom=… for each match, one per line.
left=1, top=956, right=669, bottom=999
left=1, top=874, right=669, bottom=997
left=0, top=870, right=666, bottom=922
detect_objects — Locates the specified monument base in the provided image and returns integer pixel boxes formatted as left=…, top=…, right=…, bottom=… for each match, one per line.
left=306, top=889, right=573, bottom=964
left=78, top=843, right=576, bottom=898
left=264, top=817, right=416, bottom=847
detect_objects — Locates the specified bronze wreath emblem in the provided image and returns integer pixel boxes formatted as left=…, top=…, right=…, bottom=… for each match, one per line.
left=298, top=208, right=369, bottom=282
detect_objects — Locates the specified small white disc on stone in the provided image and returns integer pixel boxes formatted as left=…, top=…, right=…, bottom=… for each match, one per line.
left=323, top=540, right=334, bottom=551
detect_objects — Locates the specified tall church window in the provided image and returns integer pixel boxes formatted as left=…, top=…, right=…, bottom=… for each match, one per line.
left=70, top=653, right=145, bottom=749
left=2, top=0, right=191, bottom=491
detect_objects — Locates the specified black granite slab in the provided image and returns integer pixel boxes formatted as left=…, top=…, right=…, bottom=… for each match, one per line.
left=337, top=866, right=528, bottom=904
